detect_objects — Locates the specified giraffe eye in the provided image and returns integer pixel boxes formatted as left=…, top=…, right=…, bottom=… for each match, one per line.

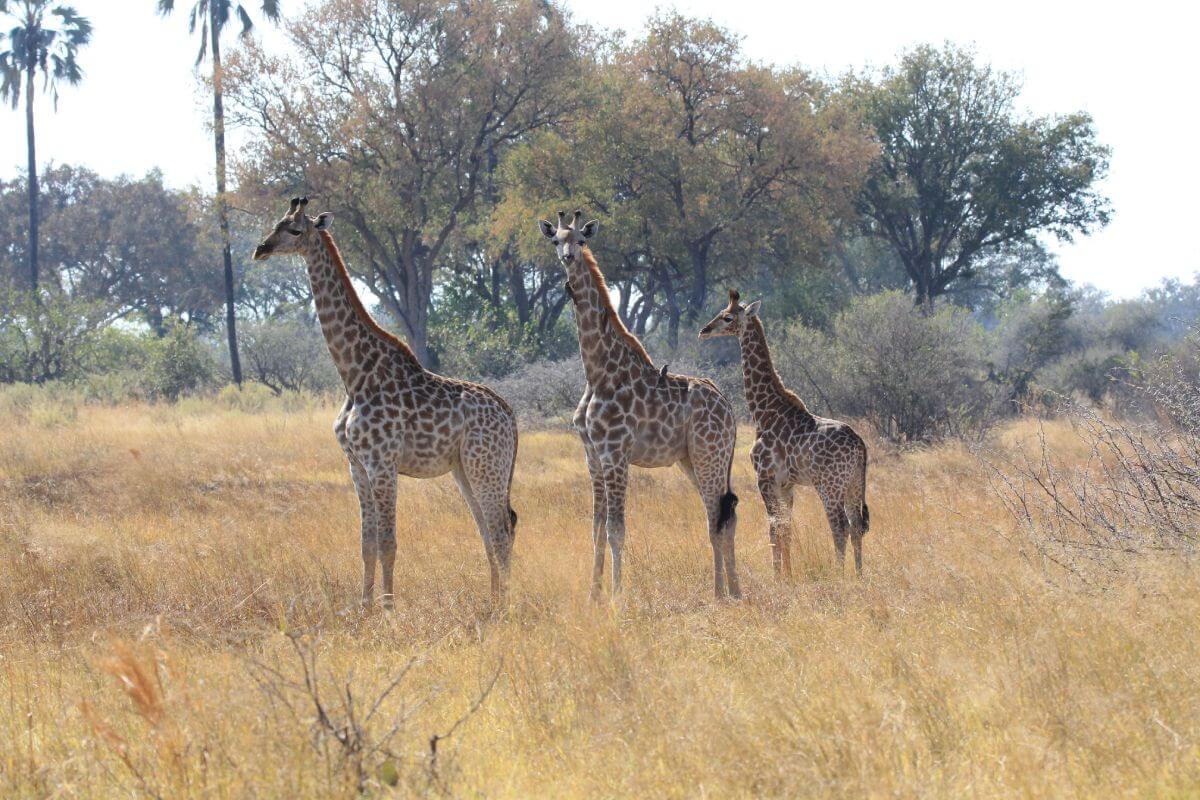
left=723, top=315, right=733, bottom=322
left=287, top=228, right=303, bottom=236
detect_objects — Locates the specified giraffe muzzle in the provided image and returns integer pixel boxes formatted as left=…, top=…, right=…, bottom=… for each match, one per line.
left=253, top=244, right=270, bottom=261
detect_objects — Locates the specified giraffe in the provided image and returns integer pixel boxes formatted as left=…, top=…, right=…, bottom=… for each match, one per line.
left=699, top=290, right=870, bottom=576
left=539, top=210, right=741, bottom=599
left=253, top=197, right=519, bottom=607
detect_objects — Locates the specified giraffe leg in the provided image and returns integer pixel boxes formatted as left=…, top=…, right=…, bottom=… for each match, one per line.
left=452, top=464, right=501, bottom=597
left=597, top=455, right=630, bottom=598
left=370, top=468, right=399, bottom=610
left=757, top=474, right=786, bottom=579
left=778, top=484, right=795, bottom=580
left=819, top=487, right=849, bottom=574
left=347, top=459, right=380, bottom=609
left=584, top=446, right=608, bottom=601
left=847, top=494, right=865, bottom=577
left=681, top=459, right=734, bottom=599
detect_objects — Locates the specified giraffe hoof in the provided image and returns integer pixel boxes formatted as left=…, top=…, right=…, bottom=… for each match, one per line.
left=381, top=594, right=395, bottom=611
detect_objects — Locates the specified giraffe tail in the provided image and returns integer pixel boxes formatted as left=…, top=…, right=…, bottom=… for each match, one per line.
left=859, top=443, right=870, bottom=534
left=717, top=490, right=739, bottom=533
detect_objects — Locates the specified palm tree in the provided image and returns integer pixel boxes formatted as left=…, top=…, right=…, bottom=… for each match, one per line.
left=157, top=0, right=279, bottom=386
left=0, top=0, right=91, bottom=294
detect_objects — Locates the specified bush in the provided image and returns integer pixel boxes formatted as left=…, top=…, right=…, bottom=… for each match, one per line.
left=0, top=288, right=108, bottom=384
left=431, top=312, right=577, bottom=380
left=981, top=336, right=1200, bottom=585
left=773, top=292, right=996, bottom=442
left=239, top=316, right=341, bottom=395
left=486, top=358, right=583, bottom=426
left=142, top=323, right=217, bottom=401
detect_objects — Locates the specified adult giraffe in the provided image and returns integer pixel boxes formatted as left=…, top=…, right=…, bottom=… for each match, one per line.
left=700, top=290, right=869, bottom=576
left=540, top=210, right=741, bottom=599
left=254, top=198, right=518, bottom=607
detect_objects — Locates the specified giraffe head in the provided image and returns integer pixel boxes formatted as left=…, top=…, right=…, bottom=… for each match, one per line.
left=538, top=208, right=598, bottom=266
left=698, top=290, right=761, bottom=340
left=252, top=197, right=334, bottom=261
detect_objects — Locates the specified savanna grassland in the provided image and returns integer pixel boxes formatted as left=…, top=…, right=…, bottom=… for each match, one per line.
left=2, top=398, right=1199, bottom=798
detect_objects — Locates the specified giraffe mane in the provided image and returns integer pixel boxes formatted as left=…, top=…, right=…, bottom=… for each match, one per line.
left=580, top=246, right=653, bottom=367
left=318, top=230, right=422, bottom=367
left=750, top=316, right=811, bottom=415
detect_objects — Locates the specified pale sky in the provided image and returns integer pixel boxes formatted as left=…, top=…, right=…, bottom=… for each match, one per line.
left=2, top=1, right=1197, bottom=297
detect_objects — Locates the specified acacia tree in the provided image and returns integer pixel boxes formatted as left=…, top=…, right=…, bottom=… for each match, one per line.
left=0, top=0, right=91, bottom=293
left=852, top=44, right=1111, bottom=311
left=157, top=0, right=282, bottom=385
left=225, top=0, right=582, bottom=364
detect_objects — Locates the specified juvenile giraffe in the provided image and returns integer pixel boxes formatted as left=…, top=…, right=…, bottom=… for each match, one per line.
left=539, top=210, right=741, bottom=599
left=254, top=198, right=519, bottom=607
left=700, top=291, right=870, bottom=576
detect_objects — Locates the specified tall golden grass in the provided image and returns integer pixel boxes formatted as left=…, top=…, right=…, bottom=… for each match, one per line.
left=2, top=399, right=1198, bottom=797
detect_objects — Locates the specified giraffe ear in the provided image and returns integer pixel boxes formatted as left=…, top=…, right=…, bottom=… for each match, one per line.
left=743, top=300, right=761, bottom=318
left=580, top=219, right=599, bottom=239
left=314, top=212, right=334, bottom=230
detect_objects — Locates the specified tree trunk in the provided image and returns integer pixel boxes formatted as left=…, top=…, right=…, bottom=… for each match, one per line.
left=25, top=68, right=38, bottom=295
left=210, top=10, right=243, bottom=386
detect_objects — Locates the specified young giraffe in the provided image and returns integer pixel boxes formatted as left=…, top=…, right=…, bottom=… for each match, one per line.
left=700, top=291, right=870, bottom=576
left=253, top=198, right=519, bottom=607
left=539, top=210, right=741, bottom=599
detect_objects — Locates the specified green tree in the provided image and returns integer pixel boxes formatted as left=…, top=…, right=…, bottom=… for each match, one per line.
left=0, top=0, right=91, bottom=293
left=225, top=0, right=581, bottom=363
left=156, top=0, right=281, bottom=385
left=498, top=13, right=874, bottom=346
left=852, top=44, right=1111, bottom=311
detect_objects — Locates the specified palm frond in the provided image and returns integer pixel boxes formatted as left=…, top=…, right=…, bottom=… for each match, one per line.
left=194, top=15, right=207, bottom=65
left=0, top=53, right=20, bottom=108
left=235, top=3, right=252, bottom=37
left=259, top=0, right=280, bottom=22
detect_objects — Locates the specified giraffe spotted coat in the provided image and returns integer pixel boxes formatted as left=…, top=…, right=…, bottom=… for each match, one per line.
left=540, top=210, right=741, bottom=599
left=700, top=291, right=870, bottom=576
left=254, top=198, right=518, bottom=607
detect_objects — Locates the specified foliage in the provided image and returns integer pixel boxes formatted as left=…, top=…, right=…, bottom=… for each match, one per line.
left=497, top=12, right=875, bottom=344
left=0, top=0, right=92, bottom=290
left=850, top=43, right=1110, bottom=309
left=983, top=335, right=1200, bottom=586
left=772, top=292, right=995, bottom=442
left=0, top=0, right=91, bottom=109
left=239, top=313, right=339, bottom=394
left=0, top=286, right=107, bottom=383
left=225, top=0, right=583, bottom=363
left=141, top=322, right=217, bottom=400
left=155, top=0, right=280, bottom=64
left=0, top=166, right=226, bottom=330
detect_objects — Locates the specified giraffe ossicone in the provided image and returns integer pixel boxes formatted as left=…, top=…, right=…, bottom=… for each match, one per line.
left=254, top=197, right=520, bottom=608
left=539, top=209, right=742, bottom=599
left=699, top=290, right=870, bottom=577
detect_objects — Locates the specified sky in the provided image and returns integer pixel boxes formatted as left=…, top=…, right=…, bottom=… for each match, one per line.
left=2, top=1, right=1197, bottom=297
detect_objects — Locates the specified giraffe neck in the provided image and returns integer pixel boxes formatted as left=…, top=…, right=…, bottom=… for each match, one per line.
left=738, top=316, right=813, bottom=428
left=301, top=231, right=423, bottom=391
left=566, top=247, right=654, bottom=388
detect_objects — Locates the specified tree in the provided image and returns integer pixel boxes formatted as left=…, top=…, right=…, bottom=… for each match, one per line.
left=225, top=0, right=582, bottom=364
left=0, top=166, right=226, bottom=331
left=497, top=13, right=874, bottom=346
left=0, top=0, right=91, bottom=293
left=157, top=0, right=282, bottom=385
left=852, top=44, right=1111, bottom=311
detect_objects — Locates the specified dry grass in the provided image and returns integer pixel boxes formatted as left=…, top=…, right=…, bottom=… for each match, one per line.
left=2, top=401, right=1199, bottom=797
